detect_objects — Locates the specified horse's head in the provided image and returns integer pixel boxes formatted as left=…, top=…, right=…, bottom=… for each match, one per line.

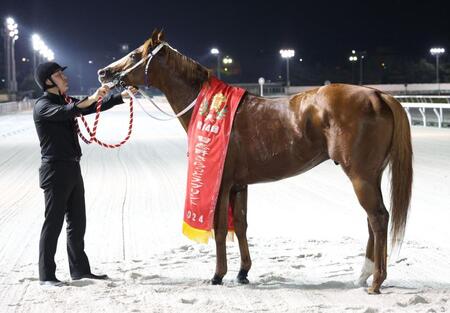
left=97, top=29, right=165, bottom=87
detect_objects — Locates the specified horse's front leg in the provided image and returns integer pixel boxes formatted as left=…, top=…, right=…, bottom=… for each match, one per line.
left=211, top=184, right=231, bottom=285
left=232, top=185, right=252, bottom=284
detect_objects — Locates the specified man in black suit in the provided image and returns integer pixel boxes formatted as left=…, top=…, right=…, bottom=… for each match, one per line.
left=33, top=62, right=137, bottom=286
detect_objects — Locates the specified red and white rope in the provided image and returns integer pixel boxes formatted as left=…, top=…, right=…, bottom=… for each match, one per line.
left=65, top=94, right=134, bottom=149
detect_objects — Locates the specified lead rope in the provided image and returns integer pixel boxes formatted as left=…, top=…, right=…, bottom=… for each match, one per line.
left=66, top=93, right=134, bottom=148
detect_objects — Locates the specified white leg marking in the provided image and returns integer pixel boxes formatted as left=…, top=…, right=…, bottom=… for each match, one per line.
left=356, top=257, right=374, bottom=287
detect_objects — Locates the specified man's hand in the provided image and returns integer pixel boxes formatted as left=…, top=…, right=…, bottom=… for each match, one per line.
left=76, top=85, right=111, bottom=109
left=89, top=85, right=111, bottom=102
left=121, top=86, right=139, bottom=99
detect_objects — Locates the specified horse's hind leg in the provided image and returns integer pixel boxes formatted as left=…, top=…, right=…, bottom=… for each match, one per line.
left=231, top=185, right=252, bottom=284
left=348, top=173, right=389, bottom=294
left=356, top=175, right=382, bottom=287
left=357, top=219, right=374, bottom=286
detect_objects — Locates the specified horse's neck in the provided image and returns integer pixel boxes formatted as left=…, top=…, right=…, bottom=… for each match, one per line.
left=152, top=50, right=207, bottom=131
left=160, top=83, right=199, bottom=131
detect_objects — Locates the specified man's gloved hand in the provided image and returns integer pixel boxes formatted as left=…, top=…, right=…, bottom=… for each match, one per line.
left=121, top=86, right=139, bottom=99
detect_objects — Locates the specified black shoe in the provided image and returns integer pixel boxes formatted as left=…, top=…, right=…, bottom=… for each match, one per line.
left=71, top=273, right=109, bottom=281
left=39, top=279, right=66, bottom=287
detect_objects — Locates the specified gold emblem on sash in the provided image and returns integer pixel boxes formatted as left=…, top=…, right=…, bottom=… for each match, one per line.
left=204, top=93, right=228, bottom=121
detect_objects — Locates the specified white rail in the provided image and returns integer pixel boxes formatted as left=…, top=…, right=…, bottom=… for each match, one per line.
left=394, top=96, right=450, bottom=128
left=0, top=97, right=34, bottom=115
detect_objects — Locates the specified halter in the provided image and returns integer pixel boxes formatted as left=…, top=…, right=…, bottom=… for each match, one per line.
left=106, top=42, right=168, bottom=89
left=108, top=41, right=198, bottom=121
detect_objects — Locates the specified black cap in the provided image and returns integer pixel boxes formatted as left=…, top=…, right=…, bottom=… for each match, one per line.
left=35, top=62, right=67, bottom=91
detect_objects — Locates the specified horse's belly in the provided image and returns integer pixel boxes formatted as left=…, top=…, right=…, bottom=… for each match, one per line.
left=234, top=148, right=328, bottom=184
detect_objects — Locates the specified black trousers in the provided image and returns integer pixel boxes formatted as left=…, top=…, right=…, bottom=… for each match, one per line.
left=38, top=161, right=91, bottom=281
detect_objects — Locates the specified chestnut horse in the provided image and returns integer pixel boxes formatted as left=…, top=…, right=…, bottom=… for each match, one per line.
left=98, top=30, right=412, bottom=294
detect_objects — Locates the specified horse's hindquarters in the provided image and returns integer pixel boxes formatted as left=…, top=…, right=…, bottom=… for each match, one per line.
left=319, top=85, right=394, bottom=173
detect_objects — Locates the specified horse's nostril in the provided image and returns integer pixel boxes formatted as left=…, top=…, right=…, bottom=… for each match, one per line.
left=98, top=69, right=106, bottom=77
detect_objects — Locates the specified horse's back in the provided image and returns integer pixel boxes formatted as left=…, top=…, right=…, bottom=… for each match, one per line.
left=315, top=83, right=391, bottom=116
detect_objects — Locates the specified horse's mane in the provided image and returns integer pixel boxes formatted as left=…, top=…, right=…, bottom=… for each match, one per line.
left=142, top=38, right=210, bottom=85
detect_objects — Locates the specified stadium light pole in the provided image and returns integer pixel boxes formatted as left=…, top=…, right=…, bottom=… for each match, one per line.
left=32, top=34, right=42, bottom=74
left=3, top=17, right=19, bottom=95
left=359, top=52, right=366, bottom=85
left=349, top=53, right=358, bottom=84
left=223, top=56, right=233, bottom=65
left=349, top=50, right=357, bottom=83
left=280, top=49, right=295, bottom=87
left=430, top=47, right=445, bottom=95
left=210, top=48, right=220, bottom=79
left=32, top=34, right=55, bottom=64
left=351, top=50, right=366, bottom=85
left=223, top=56, right=232, bottom=75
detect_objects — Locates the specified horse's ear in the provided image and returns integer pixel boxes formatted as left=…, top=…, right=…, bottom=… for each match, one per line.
left=158, top=29, right=165, bottom=42
left=151, top=28, right=159, bottom=44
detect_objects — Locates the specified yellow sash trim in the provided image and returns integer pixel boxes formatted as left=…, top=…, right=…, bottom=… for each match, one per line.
left=182, top=222, right=235, bottom=244
left=182, top=222, right=212, bottom=244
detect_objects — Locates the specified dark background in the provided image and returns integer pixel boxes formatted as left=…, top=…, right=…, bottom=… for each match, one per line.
left=2, top=0, right=449, bottom=93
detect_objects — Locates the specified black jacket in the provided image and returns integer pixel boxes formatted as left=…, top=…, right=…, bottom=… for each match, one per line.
left=33, top=91, right=124, bottom=162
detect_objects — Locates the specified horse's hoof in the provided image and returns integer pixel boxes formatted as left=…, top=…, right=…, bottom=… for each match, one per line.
left=367, top=287, right=381, bottom=295
left=237, top=277, right=249, bottom=284
left=237, top=270, right=249, bottom=284
left=211, top=274, right=223, bottom=285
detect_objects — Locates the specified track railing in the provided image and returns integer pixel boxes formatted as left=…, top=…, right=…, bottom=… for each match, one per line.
left=394, top=95, right=450, bottom=128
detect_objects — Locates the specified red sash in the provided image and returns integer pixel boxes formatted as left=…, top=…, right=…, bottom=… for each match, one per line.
left=183, top=77, right=246, bottom=243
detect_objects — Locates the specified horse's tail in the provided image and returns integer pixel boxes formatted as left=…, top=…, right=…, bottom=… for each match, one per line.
left=380, top=93, right=413, bottom=248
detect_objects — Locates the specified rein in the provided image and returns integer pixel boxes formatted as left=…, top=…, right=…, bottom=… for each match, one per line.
left=133, top=90, right=197, bottom=121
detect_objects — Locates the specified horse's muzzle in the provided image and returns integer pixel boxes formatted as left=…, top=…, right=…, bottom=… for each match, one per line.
left=97, top=68, right=111, bottom=84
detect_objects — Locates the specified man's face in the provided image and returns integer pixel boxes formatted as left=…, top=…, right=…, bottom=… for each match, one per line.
left=47, top=70, right=69, bottom=93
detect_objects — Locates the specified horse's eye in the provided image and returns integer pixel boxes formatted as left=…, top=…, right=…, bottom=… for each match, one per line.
left=131, top=53, right=139, bottom=61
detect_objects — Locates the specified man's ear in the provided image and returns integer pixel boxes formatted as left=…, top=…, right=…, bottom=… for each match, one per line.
left=45, top=78, right=52, bottom=86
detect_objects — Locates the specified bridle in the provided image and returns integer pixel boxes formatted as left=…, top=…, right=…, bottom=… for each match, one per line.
left=73, top=43, right=169, bottom=148
left=106, top=42, right=168, bottom=89
left=105, top=41, right=198, bottom=121
left=74, top=41, right=201, bottom=148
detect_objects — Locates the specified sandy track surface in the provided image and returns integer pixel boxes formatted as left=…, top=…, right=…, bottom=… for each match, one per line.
left=0, top=100, right=449, bottom=312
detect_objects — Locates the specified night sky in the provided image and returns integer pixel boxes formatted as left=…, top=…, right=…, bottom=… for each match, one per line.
left=2, top=0, right=450, bottom=91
